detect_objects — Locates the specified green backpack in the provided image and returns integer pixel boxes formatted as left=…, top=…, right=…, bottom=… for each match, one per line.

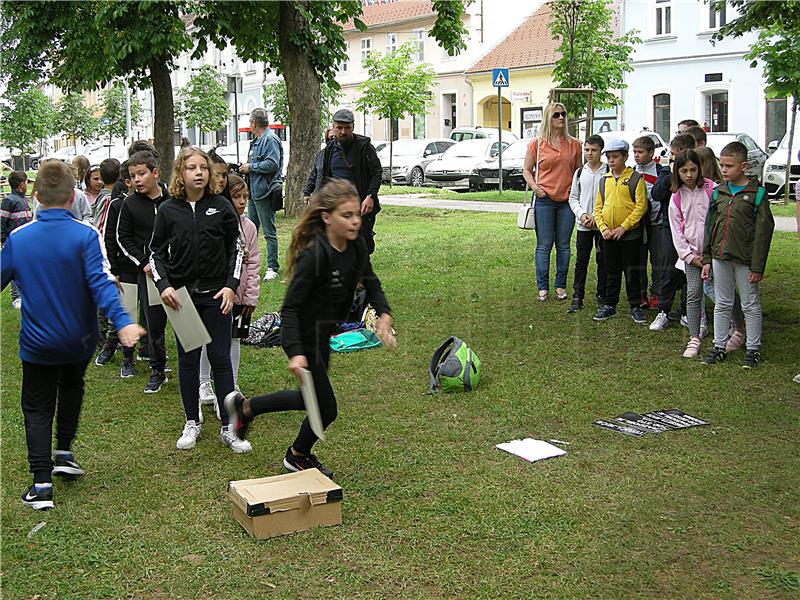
left=329, top=329, right=382, bottom=353
left=428, top=337, right=481, bottom=393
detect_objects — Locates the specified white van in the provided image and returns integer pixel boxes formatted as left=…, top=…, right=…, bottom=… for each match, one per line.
left=764, top=128, right=800, bottom=199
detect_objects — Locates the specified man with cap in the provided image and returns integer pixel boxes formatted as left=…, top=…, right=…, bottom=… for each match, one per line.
left=240, top=108, right=283, bottom=281
left=307, top=108, right=382, bottom=253
left=592, top=138, right=649, bottom=324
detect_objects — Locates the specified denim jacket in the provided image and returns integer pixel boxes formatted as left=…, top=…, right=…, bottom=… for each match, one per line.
left=248, top=129, right=284, bottom=201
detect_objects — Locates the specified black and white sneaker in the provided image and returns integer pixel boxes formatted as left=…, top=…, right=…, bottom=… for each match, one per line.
left=283, top=447, right=334, bottom=479
left=224, top=391, right=252, bottom=441
left=703, top=346, right=727, bottom=365
left=741, top=349, right=761, bottom=369
left=144, top=370, right=167, bottom=393
left=22, top=484, right=54, bottom=510
left=94, top=343, right=117, bottom=366
left=567, top=298, right=584, bottom=314
left=593, top=305, right=617, bottom=321
left=52, top=453, right=85, bottom=479
left=120, top=358, right=135, bottom=378
left=630, top=307, right=647, bottom=325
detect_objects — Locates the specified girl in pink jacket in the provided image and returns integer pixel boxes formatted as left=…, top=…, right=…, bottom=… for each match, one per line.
left=198, top=175, right=261, bottom=419
left=668, top=150, right=714, bottom=358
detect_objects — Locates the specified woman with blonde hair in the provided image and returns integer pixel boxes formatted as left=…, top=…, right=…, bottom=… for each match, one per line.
left=522, top=102, right=582, bottom=301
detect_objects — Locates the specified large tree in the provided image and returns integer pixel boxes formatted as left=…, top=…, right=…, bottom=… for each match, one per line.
left=356, top=41, right=436, bottom=185
left=99, top=84, right=143, bottom=144
left=177, top=65, right=229, bottom=145
left=0, top=86, right=57, bottom=154
left=0, top=1, right=192, bottom=182
left=548, top=0, right=640, bottom=129
left=57, top=91, right=98, bottom=149
left=194, top=0, right=468, bottom=216
left=713, top=1, right=800, bottom=204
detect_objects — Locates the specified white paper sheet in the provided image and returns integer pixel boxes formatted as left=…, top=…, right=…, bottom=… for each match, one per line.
left=299, top=368, right=326, bottom=442
left=146, top=276, right=161, bottom=306
left=161, top=286, right=211, bottom=352
left=120, top=282, right=139, bottom=322
left=496, top=438, right=567, bottom=463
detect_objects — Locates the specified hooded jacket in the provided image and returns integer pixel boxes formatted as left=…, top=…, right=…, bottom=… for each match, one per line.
left=701, top=178, right=774, bottom=274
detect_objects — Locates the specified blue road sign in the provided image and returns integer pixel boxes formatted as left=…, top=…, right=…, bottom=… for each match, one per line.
left=492, top=68, right=509, bottom=88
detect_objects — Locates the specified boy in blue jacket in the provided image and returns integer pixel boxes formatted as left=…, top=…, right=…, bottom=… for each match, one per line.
left=1, top=160, right=144, bottom=510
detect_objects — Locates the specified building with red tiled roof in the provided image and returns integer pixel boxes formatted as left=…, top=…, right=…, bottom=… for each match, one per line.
left=465, top=3, right=559, bottom=139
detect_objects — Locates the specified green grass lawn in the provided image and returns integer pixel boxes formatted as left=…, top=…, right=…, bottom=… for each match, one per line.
left=2, top=208, right=799, bottom=599
left=380, top=184, right=528, bottom=203
left=770, top=201, right=797, bottom=218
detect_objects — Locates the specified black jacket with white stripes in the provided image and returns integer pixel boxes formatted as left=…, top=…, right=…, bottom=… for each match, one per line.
left=149, top=194, right=243, bottom=295
left=116, top=190, right=169, bottom=272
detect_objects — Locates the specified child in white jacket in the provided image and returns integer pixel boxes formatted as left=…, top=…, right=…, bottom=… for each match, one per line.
left=668, top=150, right=714, bottom=358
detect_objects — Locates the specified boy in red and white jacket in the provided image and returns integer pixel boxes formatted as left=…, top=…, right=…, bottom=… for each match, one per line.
left=198, top=174, right=260, bottom=419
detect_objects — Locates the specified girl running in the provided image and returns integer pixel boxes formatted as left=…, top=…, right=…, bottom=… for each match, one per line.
left=149, top=147, right=248, bottom=452
left=225, top=179, right=395, bottom=478
left=668, top=150, right=714, bottom=358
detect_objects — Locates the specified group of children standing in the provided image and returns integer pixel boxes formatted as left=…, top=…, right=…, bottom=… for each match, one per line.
left=3, top=142, right=395, bottom=510
left=566, top=126, right=774, bottom=367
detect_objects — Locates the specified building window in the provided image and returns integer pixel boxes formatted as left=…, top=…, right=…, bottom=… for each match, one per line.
left=361, top=38, right=372, bottom=68
left=340, top=41, right=349, bottom=73
left=765, top=97, right=787, bottom=148
left=653, top=93, right=670, bottom=141
left=413, top=113, right=425, bottom=139
left=412, top=29, right=425, bottom=62
left=705, top=91, right=728, bottom=132
left=244, top=60, right=256, bottom=74
left=655, top=0, right=671, bottom=36
left=386, top=32, right=398, bottom=54
left=709, top=1, right=726, bottom=29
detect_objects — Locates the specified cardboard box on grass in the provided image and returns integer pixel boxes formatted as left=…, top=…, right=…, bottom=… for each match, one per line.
left=227, top=469, right=342, bottom=539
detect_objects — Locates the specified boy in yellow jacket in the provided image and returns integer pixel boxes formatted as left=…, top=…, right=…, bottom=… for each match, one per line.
left=592, top=139, right=648, bottom=323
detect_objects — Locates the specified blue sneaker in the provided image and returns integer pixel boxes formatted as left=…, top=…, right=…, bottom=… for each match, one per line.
left=593, top=305, right=617, bottom=321
left=630, top=307, right=647, bottom=324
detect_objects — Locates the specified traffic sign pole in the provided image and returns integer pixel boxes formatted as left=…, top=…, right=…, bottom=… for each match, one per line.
left=497, top=86, right=503, bottom=194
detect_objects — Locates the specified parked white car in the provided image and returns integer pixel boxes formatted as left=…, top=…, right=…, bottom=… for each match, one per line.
left=763, top=128, right=800, bottom=200
left=378, top=138, right=456, bottom=187
left=425, top=138, right=510, bottom=190
left=87, top=144, right=128, bottom=165
left=450, top=126, right=518, bottom=143
left=598, top=130, right=670, bottom=167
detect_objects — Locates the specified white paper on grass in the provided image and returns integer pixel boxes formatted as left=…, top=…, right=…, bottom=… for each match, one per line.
left=496, top=438, right=567, bottom=463
left=161, top=286, right=212, bottom=352
left=120, top=282, right=139, bottom=322
left=299, top=368, right=326, bottom=442
left=146, top=276, right=161, bottom=306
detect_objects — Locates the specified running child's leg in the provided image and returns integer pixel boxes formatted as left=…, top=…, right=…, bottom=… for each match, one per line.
left=54, top=360, right=90, bottom=454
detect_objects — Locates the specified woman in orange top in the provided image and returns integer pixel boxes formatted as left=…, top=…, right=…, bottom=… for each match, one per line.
left=522, top=102, right=582, bottom=301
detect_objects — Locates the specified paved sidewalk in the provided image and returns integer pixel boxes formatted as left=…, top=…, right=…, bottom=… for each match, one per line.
left=381, top=194, right=798, bottom=233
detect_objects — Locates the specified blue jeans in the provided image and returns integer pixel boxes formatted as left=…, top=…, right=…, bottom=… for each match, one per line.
left=249, top=197, right=279, bottom=271
left=534, top=196, right=574, bottom=291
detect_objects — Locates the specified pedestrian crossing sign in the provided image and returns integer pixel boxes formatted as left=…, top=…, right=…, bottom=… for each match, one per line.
left=492, top=68, right=509, bottom=88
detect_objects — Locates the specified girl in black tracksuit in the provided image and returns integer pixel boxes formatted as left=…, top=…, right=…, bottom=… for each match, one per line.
left=149, top=147, right=248, bottom=453
left=224, top=179, right=395, bottom=478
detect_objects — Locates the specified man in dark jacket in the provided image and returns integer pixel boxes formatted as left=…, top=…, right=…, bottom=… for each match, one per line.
left=310, top=109, right=382, bottom=254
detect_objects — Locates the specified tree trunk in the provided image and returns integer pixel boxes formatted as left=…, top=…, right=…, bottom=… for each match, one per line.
left=279, top=0, right=321, bottom=217
left=149, top=59, right=176, bottom=184
left=784, top=94, right=797, bottom=204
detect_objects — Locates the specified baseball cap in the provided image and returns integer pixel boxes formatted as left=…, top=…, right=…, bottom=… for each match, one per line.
left=603, top=138, right=629, bottom=154
left=332, top=108, right=355, bottom=124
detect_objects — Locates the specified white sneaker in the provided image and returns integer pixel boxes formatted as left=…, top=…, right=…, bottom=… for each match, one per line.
left=263, top=268, right=279, bottom=281
left=199, top=381, right=216, bottom=405
left=649, top=311, right=669, bottom=331
left=680, top=315, right=689, bottom=328
left=220, top=426, right=252, bottom=453
left=12, top=298, right=21, bottom=310
left=213, top=397, right=221, bottom=420
left=176, top=420, right=201, bottom=450
left=198, top=401, right=204, bottom=424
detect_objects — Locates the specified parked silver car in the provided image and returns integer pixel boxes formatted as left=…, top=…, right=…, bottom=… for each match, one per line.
left=705, top=133, right=767, bottom=182
left=378, top=138, right=456, bottom=187
left=425, top=139, right=510, bottom=190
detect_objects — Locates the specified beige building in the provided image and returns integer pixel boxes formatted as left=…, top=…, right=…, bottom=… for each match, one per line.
left=335, top=0, right=544, bottom=142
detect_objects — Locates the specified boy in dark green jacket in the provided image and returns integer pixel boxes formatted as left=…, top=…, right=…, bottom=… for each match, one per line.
left=701, top=141, right=774, bottom=368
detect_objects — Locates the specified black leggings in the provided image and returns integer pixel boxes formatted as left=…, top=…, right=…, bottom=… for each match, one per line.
left=248, top=342, right=336, bottom=455
left=22, top=359, right=90, bottom=483
left=176, top=293, right=234, bottom=426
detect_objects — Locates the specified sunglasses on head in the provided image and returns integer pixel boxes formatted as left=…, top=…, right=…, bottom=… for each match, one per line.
left=552, top=111, right=567, bottom=119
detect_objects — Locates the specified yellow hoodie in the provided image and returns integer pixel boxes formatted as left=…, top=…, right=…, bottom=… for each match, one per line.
left=593, top=167, right=648, bottom=233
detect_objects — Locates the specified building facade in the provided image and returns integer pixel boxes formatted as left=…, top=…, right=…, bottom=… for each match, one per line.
left=620, top=0, right=789, bottom=148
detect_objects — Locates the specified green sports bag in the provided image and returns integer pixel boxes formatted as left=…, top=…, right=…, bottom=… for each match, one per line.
left=330, top=328, right=382, bottom=353
left=428, top=337, right=481, bottom=393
